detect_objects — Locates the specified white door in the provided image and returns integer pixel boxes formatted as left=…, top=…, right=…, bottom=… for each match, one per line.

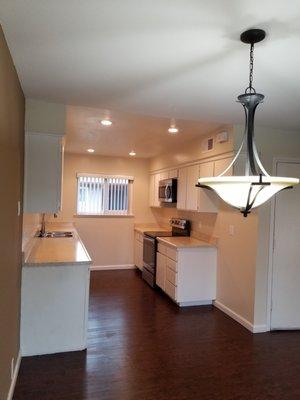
left=271, top=161, right=300, bottom=329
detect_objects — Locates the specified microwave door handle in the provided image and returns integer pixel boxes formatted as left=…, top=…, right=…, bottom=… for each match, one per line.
left=165, top=185, right=171, bottom=199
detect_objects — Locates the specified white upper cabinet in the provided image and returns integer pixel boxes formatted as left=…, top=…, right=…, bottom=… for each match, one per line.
left=177, top=167, right=188, bottom=210
left=168, top=169, right=178, bottom=179
left=149, top=174, right=155, bottom=207
left=177, top=165, right=200, bottom=211
left=198, top=161, right=218, bottom=213
left=186, top=164, right=200, bottom=211
left=149, top=172, right=163, bottom=207
left=154, top=173, right=161, bottom=207
left=149, top=156, right=233, bottom=211
left=159, top=171, right=168, bottom=181
left=24, top=133, right=64, bottom=213
left=214, top=157, right=233, bottom=177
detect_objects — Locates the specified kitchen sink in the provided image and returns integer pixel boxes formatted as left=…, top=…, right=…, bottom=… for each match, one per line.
left=35, top=231, right=73, bottom=238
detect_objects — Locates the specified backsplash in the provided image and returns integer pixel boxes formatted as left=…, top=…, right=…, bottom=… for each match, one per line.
left=151, top=206, right=220, bottom=244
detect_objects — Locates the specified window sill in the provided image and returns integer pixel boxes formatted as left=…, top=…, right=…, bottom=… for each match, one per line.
left=74, top=214, right=135, bottom=218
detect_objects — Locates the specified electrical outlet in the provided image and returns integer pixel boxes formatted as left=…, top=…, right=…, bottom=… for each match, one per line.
left=229, top=225, right=235, bottom=236
left=11, top=358, right=14, bottom=380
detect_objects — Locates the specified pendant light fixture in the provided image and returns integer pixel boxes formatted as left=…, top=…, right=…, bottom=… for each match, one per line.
left=197, top=29, right=299, bottom=217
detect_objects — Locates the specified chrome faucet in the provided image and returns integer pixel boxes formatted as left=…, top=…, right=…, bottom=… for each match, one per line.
left=40, top=213, right=46, bottom=237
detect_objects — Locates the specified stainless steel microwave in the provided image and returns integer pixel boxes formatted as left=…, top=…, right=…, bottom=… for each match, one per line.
left=158, top=178, right=177, bottom=203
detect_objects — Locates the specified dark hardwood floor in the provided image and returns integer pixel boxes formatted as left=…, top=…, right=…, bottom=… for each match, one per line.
left=14, top=270, right=300, bottom=400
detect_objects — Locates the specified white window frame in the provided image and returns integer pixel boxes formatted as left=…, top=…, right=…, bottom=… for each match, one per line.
left=76, top=173, right=134, bottom=217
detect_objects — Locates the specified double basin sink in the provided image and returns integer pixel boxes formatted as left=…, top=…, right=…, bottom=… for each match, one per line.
left=35, top=231, right=73, bottom=238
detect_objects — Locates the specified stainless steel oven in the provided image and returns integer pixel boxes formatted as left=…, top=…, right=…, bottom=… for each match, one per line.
left=142, top=235, right=157, bottom=287
left=158, top=178, right=177, bottom=203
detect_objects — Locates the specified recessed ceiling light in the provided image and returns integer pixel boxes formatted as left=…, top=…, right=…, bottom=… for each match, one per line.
left=100, top=119, right=112, bottom=126
left=168, top=126, right=179, bottom=134
left=87, top=148, right=95, bottom=153
left=129, top=150, right=136, bottom=156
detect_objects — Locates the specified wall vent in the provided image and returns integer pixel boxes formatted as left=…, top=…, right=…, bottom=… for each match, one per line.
left=202, top=137, right=214, bottom=152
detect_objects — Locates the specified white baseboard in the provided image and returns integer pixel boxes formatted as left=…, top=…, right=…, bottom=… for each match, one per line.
left=22, top=344, right=87, bottom=357
left=7, top=351, right=21, bottom=400
left=178, top=300, right=213, bottom=307
left=213, top=300, right=268, bottom=333
left=252, top=324, right=268, bottom=333
left=90, top=264, right=136, bottom=271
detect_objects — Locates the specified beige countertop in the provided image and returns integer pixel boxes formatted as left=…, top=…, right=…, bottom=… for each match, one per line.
left=157, top=236, right=216, bottom=249
left=134, top=225, right=170, bottom=234
left=24, top=224, right=92, bottom=267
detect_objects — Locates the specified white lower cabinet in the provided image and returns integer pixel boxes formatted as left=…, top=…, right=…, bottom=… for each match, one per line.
left=134, top=232, right=144, bottom=271
left=156, top=252, right=166, bottom=290
left=156, top=242, right=217, bottom=306
left=21, top=263, right=90, bottom=356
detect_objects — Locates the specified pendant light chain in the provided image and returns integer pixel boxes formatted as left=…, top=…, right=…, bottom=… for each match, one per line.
left=246, top=43, right=256, bottom=94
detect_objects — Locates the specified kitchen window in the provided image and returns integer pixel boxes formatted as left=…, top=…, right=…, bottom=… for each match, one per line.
left=76, top=173, right=133, bottom=216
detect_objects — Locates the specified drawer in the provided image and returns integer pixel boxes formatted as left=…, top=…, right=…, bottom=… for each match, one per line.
left=166, top=267, right=177, bottom=286
left=166, top=247, right=177, bottom=261
left=165, top=280, right=177, bottom=301
left=135, top=232, right=143, bottom=243
left=158, top=243, right=167, bottom=256
left=166, top=257, right=177, bottom=272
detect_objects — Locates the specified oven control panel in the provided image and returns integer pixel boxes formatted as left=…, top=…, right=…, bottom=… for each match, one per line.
left=170, top=218, right=190, bottom=231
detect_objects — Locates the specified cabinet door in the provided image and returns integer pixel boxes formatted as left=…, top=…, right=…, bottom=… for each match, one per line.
left=177, top=167, right=188, bottom=210
left=214, top=157, right=233, bottom=176
left=186, top=164, right=200, bottom=211
left=24, top=133, right=63, bottom=213
left=149, top=174, right=155, bottom=206
left=154, top=173, right=161, bottom=207
left=156, top=252, right=166, bottom=290
left=198, top=161, right=218, bottom=213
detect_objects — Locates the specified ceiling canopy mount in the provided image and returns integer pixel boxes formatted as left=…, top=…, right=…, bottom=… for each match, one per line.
left=240, top=28, right=266, bottom=45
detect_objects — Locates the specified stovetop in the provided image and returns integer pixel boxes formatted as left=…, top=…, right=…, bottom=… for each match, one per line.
left=143, top=231, right=172, bottom=239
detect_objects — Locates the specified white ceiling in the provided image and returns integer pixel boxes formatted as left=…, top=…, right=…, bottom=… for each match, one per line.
left=1, top=0, right=300, bottom=131
left=65, top=106, right=224, bottom=158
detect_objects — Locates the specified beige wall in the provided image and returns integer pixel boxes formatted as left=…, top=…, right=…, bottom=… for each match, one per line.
left=49, top=152, right=156, bottom=266
left=0, top=26, right=24, bottom=399
left=238, top=125, right=300, bottom=328
left=150, top=127, right=259, bottom=326
left=150, top=125, right=234, bottom=172
left=25, top=98, right=66, bottom=135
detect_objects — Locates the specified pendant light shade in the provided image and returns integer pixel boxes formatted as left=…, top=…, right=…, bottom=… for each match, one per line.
left=198, top=176, right=298, bottom=216
left=197, top=29, right=299, bottom=217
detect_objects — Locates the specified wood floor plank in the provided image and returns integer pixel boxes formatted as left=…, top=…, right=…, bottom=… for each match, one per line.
left=13, top=270, right=300, bottom=399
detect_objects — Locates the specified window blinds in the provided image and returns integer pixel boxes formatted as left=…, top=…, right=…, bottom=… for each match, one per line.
left=77, top=175, right=130, bottom=215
